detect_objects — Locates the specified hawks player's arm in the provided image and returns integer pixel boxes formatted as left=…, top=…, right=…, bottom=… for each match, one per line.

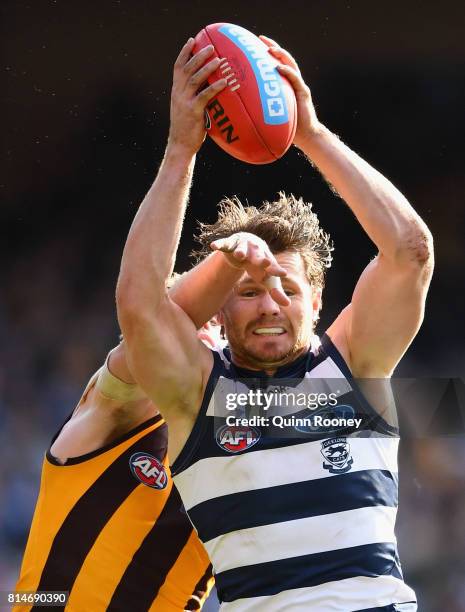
left=51, top=236, right=286, bottom=464
left=49, top=343, right=153, bottom=464
left=50, top=252, right=236, bottom=464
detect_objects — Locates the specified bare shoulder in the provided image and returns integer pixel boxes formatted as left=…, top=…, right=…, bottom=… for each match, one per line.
left=325, top=305, right=353, bottom=370
left=325, top=301, right=401, bottom=378
left=49, top=373, right=155, bottom=465
left=325, top=306, right=398, bottom=426
left=164, top=343, right=217, bottom=464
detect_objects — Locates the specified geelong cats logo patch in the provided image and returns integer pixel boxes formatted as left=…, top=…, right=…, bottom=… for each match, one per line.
left=321, top=437, right=354, bottom=474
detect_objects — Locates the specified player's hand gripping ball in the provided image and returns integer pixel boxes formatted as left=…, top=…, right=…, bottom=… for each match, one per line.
left=193, top=23, right=297, bottom=164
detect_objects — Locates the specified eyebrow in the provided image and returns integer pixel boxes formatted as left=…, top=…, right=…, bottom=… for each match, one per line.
left=238, top=275, right=300, bottom=287
left=239, top=278, right=259, bottom=285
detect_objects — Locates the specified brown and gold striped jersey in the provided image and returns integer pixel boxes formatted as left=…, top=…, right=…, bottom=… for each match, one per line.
left=15, top=414, right=213, bottom=611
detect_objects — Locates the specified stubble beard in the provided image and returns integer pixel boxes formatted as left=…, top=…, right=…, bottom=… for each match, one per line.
left=227, top=324, right=313, bottom=371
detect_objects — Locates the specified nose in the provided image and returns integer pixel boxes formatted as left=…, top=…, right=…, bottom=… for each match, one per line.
left=257, top=290, right=281, bottom=317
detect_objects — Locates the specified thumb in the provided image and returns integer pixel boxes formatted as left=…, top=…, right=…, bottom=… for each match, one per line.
left=210, top=237, right=237, bottom=252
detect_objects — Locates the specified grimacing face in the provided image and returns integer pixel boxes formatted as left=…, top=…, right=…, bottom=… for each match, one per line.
left=219, top=251, right=322, bottom=371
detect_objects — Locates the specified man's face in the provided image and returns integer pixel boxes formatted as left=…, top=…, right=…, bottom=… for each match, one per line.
left=219, top=251, right=321, bottom=370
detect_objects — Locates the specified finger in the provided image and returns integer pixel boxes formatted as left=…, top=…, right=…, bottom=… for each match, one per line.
left=246, top=266, right=266, bottom=284
left=174, top=38, right=195, bottom=69
left=259, top=34, right=280, bottom=48
left=277, top=63, right=304, bottom=89
left=244, top=243, right=271, bottom=269
left=267, top=46, right=300, bottom=73
left=264, top=276, right=291, bottom=307
left=183, top=44, right=214, bottom=76
left=270, top=286, right=291, bottom=307
left=210, top=235, right=240, bottom=252
left=232, top=239, right=248, bottom=261
left=249, top=255, right=286, bottom=277
left=262, top=249, right=287, bottom=277
left=264, top=261, right=287, bottom=277
left=196, top=78, right=227, bottom=106
left=259, top=34, right=300, bottom=73
left=188, top=56, right=221, bottom=91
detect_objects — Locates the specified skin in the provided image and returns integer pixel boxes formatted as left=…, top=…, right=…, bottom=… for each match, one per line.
left=116, top=37, right=434, bottom=463
left=219, top=251, right=320, bottom=373
left=261, top=35, right=434, bottom=377
left=51, top=234, right=284, bottom=463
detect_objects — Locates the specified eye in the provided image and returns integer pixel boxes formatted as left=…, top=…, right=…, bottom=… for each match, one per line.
left=240, top=290, right=258, bottom=298
left=284, top=289, right=295, bottom=297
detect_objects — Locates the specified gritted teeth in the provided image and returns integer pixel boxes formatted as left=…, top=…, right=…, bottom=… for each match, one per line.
left=253, top=327, right=286, bottom=335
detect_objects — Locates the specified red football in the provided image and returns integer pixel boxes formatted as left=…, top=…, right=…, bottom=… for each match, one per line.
left=193, top=23, right=297, bottom=164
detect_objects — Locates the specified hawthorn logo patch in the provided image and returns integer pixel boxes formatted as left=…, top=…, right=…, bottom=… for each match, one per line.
left=321, top=437, right=354, bottom=474
left=216, top=424, right=261, bottom=453
left=129, top=452, right=168, bottom=489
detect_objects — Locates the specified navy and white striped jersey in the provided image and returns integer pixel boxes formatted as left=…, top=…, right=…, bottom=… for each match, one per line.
left=172, top=334, right=417, bottom=611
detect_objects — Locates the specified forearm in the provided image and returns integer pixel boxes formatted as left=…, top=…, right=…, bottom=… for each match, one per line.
left=117, top=144, right=195, bottom=313
left=299, top=124, right=433, bottom=264
left=169, top=251, right=243, bottom=328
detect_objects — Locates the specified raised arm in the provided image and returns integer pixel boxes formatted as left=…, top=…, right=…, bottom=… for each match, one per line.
left=51, top=228, right=289, bottom=463
left=171, top=234, right=289, bottom=326
left=116, top=40, right=227, bottom=415
left=116, top=37, right=289, bottom=418
left=263, top=36, right=434, bottom=377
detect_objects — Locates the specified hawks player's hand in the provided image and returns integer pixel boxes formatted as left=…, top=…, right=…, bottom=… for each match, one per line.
left=260, top=35, right=321, bottom=149
left=210, top=232, right=291, bottom=307
left=168, top=39, right=227, bottom=155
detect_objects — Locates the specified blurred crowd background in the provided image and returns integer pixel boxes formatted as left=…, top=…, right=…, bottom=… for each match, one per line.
left=1, top=1, right=464, bottom=610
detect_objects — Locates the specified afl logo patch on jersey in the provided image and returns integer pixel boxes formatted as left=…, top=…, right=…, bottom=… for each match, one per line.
left=216, top=424, right=261, bottom=453
left=129, top=452, right=168, bottom=489
left=321, top=437, right=354, bottom=474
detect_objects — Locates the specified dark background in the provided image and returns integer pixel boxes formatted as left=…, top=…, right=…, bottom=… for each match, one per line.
left=1, top=1, right=464, bottom=610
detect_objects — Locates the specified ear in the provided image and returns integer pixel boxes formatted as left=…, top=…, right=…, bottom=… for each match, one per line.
left=312, top=287, right=322, bottom=321
left=216, top=310, right=225, bottom=325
